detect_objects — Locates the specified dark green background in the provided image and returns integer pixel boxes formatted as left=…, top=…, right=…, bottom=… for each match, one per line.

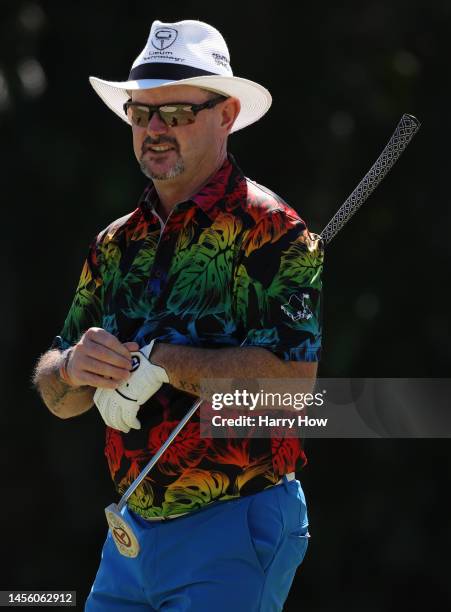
left=1, top=1, right=450, bottom=610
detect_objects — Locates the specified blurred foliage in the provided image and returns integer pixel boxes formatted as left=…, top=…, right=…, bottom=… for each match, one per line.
left=1, top=1, right=450, bottom=610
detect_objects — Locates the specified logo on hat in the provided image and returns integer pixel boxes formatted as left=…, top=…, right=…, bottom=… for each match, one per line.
left=151, top=28, right=178, bottom=50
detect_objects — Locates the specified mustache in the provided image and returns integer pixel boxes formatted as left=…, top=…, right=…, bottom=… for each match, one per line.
left=141, top=136, right=179, bottom=155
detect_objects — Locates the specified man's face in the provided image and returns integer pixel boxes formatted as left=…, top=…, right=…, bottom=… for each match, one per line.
left=129, top=85, right=237, bottom=182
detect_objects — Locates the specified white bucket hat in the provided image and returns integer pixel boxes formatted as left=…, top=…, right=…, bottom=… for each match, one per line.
left=89, top=19, right=272, bottom=133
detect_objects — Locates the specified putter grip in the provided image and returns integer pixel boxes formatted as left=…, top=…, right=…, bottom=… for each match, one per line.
left=320, top=114, right=421, bottom=245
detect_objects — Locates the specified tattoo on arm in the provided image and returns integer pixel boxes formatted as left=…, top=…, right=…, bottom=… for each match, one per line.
left=44, top=379, right=90, bottom=413
left=32, top=350, right=93, bottom=416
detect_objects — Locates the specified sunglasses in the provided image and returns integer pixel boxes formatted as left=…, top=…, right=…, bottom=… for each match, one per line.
left=123, top=95, right=227, bottom=128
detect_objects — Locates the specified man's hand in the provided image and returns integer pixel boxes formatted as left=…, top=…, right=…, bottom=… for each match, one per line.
left=94, top=342, right=169, bottom=433
left=33, top=327, right=139, bottom=419
left=65, top=327, right=139, bottom=389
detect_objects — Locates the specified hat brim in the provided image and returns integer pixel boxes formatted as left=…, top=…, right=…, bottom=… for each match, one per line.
left=89, top=75, right=272, bottom=133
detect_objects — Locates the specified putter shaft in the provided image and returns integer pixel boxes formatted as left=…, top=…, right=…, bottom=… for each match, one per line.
left=117, top=398, right=203, bottom=511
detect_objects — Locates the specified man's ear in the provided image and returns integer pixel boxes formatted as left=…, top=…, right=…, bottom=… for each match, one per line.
left=220, top=97, right=241, bottom=133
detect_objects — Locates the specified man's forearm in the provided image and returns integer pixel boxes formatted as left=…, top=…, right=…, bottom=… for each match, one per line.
left=151, top=344, right=318, bottom=400
left=33, top=349, right=94, bottom=419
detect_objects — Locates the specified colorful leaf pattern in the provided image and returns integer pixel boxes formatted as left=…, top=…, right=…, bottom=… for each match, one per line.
left=162, top=469, right=231, bottom=514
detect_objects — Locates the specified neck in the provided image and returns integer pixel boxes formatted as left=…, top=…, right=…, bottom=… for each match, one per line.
left=153, top=149, right=228, bottom=220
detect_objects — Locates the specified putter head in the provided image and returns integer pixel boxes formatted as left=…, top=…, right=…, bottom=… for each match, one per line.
left=105, top=502, right=140, bottom=558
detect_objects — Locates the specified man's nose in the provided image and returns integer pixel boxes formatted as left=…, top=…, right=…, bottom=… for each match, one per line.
left=146, top=110, right=169, bottom=135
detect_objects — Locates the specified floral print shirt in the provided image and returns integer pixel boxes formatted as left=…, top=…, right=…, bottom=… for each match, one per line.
left=53, top=155, right=324, bottom=518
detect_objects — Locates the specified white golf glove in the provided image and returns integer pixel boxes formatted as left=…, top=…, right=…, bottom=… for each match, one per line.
left=94, top=340, right=169, bottom=433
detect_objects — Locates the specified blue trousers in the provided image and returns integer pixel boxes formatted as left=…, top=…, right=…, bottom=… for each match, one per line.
left=86, top=476, right=309, bottom=611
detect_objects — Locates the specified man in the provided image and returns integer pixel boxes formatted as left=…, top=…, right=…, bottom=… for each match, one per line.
left=34, top=19, right=323, bottom=612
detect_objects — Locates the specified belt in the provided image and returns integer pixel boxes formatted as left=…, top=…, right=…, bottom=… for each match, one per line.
left=140, top=472, right=296, bottom=522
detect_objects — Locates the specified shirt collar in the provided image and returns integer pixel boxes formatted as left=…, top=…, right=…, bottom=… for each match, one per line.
left=139, top=154, right=246, bottom=220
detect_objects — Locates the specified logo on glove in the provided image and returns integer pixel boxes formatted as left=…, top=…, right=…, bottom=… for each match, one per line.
left=131, top=354, right=141, bottom=372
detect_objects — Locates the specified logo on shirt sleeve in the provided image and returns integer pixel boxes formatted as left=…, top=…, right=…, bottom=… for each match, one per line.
left=281, top=292, right=313, bottom=322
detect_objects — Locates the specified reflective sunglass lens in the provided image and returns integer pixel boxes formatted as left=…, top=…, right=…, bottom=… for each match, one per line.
left=127, top=106, right=150, bottom=127
left=160, top=106, right=196, bottom=127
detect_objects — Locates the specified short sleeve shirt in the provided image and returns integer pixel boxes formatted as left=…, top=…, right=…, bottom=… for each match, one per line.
left=53, top=155, right=324, bottom=518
